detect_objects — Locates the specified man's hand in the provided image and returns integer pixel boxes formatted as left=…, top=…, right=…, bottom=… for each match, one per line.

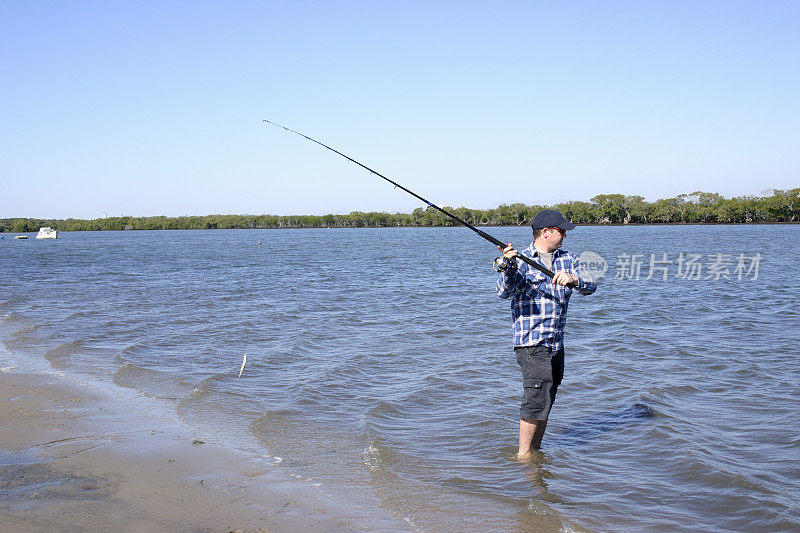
left=498, top=243, right=518, bottom=259
left=552, top=272, right=578, bottom=287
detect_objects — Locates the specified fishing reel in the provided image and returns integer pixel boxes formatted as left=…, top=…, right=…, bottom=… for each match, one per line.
left=493, top=255, right=518, bottom=274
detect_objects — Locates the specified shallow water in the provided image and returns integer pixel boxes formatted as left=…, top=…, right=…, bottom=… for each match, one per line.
left=2, top=225, right=798, bottom=531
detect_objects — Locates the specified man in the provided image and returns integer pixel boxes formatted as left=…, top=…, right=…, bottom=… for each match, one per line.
left=496, top=209, right=596, bottom=459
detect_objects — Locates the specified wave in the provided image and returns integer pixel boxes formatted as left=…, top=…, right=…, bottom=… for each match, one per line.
left=0, top=298, right=25, bottom=310
left=115, top=341, right=156, bottom=361
left=44, top=339, right=86, bottom=367
left=9, top=323, right=38, bottom=338
left=112, top=363, right=196, bottom=400
left=1, top=311, right=20, bottom=322
left=175, top=372, right=272, bottom=438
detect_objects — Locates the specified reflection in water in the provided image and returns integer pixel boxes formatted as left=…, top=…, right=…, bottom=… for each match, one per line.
left=519, top=451, right=566, bottom=504
left=511, top=403, right=657, bottom=531
left=515, top=451, right=572, bottom=532
left=551, top=403, right=655, bottom=448
left=520, top=450, right=549, bottom=495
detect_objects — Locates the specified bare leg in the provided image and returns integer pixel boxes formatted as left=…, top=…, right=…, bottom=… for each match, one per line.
left=518, top=418, right=549, bottom=458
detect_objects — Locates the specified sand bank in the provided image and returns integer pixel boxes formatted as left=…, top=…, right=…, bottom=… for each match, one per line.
left=0, top=370, right=409, bottom=532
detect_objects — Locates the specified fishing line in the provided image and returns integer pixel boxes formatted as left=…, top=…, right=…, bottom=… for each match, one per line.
left=262, top=120, right=554, bottom=278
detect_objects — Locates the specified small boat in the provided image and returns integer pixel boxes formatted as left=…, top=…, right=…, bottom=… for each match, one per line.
left=36, top=227, right=58, bottom=239
left=14, top=235, right=28, bottom=239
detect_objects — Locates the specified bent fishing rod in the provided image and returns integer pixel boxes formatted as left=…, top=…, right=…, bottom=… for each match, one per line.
left=262, top=120, right=554, bottom=278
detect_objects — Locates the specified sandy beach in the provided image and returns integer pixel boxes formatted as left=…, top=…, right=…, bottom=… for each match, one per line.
left=0, top=369, right=409, bottom=532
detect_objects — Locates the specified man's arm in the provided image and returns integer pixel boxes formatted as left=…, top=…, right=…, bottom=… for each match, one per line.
left=496, top=243, right=525, bottom=299
left=497, top=243, right=550, bottom=299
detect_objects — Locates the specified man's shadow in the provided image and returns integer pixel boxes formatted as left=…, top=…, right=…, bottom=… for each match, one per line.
left=549, top=403, right=656, bottom=448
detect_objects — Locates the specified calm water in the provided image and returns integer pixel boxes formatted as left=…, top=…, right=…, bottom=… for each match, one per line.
left=2, top=226, right=799, bottom=531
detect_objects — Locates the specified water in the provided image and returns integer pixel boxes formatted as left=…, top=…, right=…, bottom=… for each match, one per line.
left=2, top=225, right=798, bottom=531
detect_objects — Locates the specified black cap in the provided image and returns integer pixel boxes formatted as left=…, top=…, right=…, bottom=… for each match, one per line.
left=530, top=209, right=576, bottom=230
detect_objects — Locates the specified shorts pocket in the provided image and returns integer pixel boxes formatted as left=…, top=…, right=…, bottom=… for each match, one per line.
left=523, top=378, right=544, bottom=410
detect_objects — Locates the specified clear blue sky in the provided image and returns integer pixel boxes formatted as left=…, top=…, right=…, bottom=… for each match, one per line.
left=2, top=1, right=798, bottom=219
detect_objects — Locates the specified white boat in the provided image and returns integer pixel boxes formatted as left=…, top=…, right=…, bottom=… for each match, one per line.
left=14, top=235, right=28, bottom=239
left=36, top=227, right=58, bottom=239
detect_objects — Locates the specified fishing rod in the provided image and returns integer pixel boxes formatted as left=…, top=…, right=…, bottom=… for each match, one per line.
left=262, top=120, right=555, bottom=278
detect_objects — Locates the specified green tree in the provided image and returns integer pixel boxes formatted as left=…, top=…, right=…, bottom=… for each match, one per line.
left=590, top=194, right=628, bottom=223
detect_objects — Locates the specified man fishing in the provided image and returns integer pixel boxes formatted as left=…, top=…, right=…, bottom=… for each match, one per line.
left=496, top=209, right=597, bottom=459
left=263, top=122, right=597, bottom=457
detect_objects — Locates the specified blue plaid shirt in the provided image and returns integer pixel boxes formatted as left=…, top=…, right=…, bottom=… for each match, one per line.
left=497, top=245, right=596, bottom=350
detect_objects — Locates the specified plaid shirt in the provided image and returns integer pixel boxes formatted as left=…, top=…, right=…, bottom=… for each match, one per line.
left=497, top=245, right=596, bottom=350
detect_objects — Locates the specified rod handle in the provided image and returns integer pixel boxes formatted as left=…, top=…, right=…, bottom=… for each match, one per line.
left=484, top=230, right=555, bottom=278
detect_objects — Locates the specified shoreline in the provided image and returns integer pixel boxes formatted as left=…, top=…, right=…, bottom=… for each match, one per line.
left=0, top=369, right=410, bottom=532
left=2, top=220, right=798, bottom=235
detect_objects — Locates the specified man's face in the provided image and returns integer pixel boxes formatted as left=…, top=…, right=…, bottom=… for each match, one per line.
left=543, top=227, right=566, bottom=249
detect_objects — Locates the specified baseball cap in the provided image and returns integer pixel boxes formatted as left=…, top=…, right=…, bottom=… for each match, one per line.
left=530, top=209, right=576, bottom=231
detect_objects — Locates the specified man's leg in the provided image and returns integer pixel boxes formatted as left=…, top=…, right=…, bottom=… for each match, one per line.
left=516, top=346, right=563, bottom=458
left=519, top=418, right=548, bottom=457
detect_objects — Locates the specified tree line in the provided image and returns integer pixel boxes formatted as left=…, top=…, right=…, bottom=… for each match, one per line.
left=2, top=189, right=797, bottom=233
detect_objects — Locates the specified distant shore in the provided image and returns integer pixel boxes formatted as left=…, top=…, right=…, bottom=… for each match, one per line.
left=2, top=189, right=798, bottom=232
left=1, top=220, right=797, bottom=235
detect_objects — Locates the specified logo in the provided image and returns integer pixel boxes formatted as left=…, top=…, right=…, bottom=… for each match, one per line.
left=579, top=250, right=608, bottom=281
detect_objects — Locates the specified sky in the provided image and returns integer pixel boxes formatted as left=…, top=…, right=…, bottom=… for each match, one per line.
left=2, top=1, right=799, bottom=219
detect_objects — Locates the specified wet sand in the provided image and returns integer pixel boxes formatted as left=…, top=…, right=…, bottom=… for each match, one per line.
left=0, top=370, right=409, bottom=532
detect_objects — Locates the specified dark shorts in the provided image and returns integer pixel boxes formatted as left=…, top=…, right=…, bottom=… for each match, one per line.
left=514, top=345, right=565, bottom=421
